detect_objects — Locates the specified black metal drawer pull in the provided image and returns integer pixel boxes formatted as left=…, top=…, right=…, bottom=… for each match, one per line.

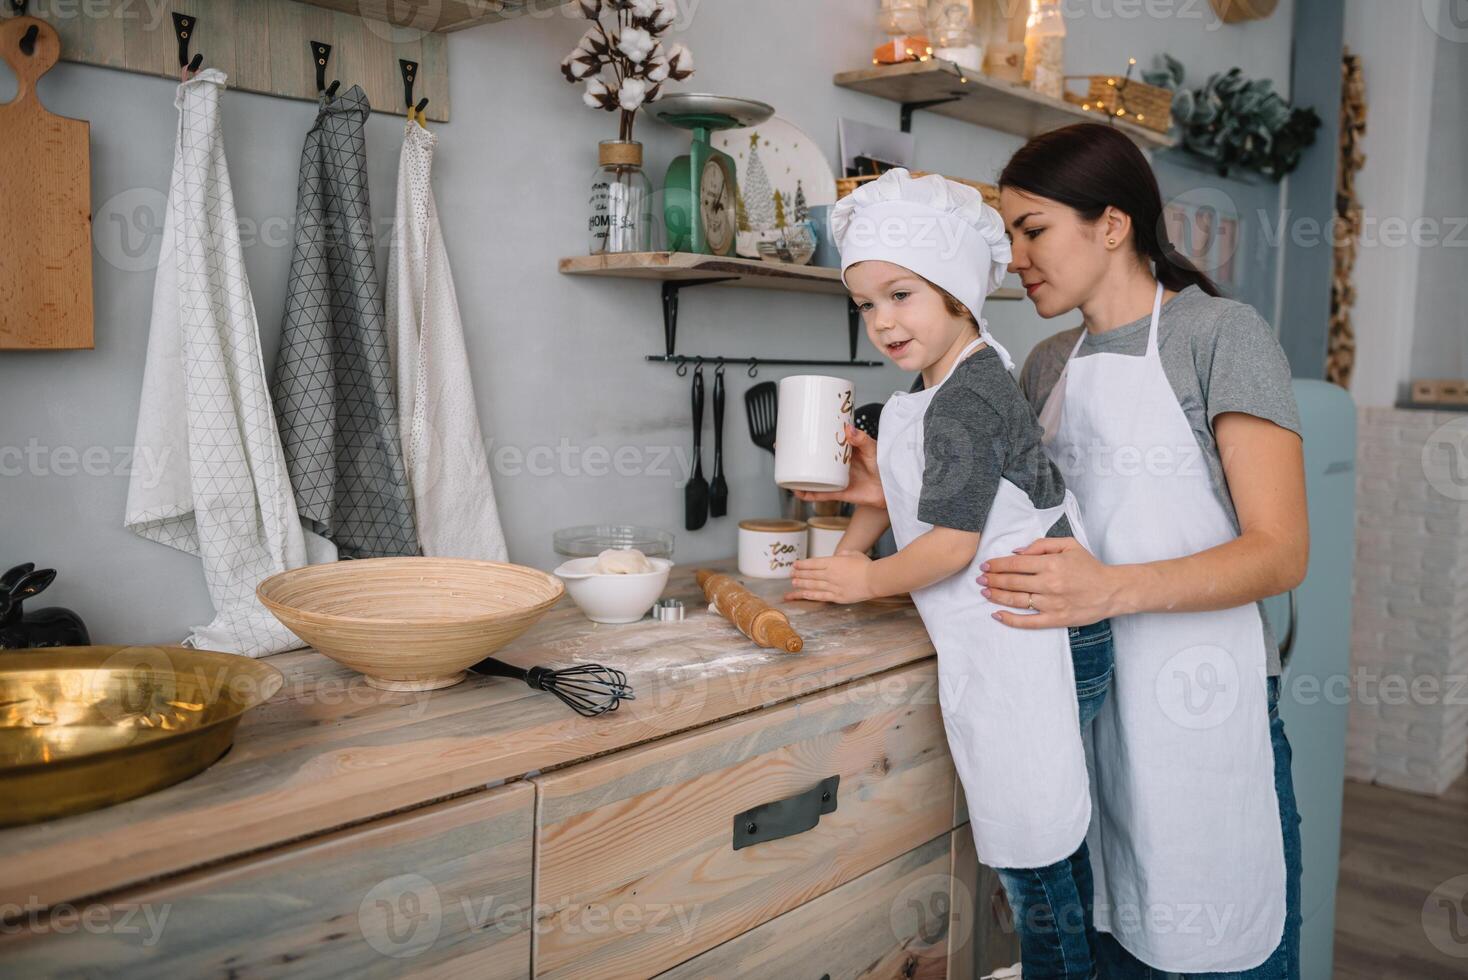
left=732, top=775, right=839, bottom=850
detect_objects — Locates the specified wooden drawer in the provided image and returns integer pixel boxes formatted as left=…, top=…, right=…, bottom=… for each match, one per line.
left=0, top=782, right=535, bottom=979
left=531, top=662, right=958, bottom=979
left=657, top=831, right=963, bottom=979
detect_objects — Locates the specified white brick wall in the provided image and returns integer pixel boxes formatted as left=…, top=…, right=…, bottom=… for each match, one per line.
left=1347, top=406, right=1468, bottom=796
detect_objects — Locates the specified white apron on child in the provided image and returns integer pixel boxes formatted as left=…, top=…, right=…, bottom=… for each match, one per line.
left=1037, top=284, right=1285, bottom=972
left=876, top=335, right=1092, bottom=869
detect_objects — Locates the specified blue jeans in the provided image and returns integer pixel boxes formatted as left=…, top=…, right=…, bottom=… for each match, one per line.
left=1092, top=675, right=1303, bottom=979
left=993, top=617, right=1115, bottom=980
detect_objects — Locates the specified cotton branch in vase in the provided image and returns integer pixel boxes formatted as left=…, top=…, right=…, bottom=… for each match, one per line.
left=561, top=0, right=695, bottom=142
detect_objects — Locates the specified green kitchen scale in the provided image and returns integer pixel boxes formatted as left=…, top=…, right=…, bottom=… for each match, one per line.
left=653, top=94, right=774, bottom=256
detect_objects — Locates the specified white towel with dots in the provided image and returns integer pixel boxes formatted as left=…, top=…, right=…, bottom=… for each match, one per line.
left=125, top=70, right=307, bottom=656
left=385, top=120, right=508, bottom=561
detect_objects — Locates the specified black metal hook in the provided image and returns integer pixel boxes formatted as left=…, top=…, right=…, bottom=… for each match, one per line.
left=311, top=41, right=339, bottom=98
left=399, top=58, right=427, bottom=114
left=714, top=357, right=725, bottom=379
left=172, top=12, right=201, bottom=73
left=747, top=358, right=759, bottom=379
left=675, top=355, right=689, bottom=378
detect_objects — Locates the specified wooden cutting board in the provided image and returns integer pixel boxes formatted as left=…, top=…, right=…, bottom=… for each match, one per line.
left=0, top=16, right=93, bottom=350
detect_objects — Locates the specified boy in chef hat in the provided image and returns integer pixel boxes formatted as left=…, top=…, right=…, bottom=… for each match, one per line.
left=786, top=168, right=1113, bottom=979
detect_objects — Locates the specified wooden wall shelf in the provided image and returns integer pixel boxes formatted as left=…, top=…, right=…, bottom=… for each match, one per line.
left=560, top=251, right=1022, bottom=371
left=559, top=252, right=1024, bottom=302
left=299, top=0, right=572, bottom=33
left=833, top=60, right=1176, bottom=149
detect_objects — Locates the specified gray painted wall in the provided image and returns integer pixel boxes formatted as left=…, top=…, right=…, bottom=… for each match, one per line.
left=0, top=0, right=1294, bottom=646
left=1409, top=27, right=1468, bottom=383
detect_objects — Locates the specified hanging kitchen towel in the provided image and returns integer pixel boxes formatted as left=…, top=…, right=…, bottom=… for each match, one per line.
left=385, top=118, right=508, bottom=561
left=272, top=85, right=419, bottom=559
left=125, top=69, right=308, bottom=657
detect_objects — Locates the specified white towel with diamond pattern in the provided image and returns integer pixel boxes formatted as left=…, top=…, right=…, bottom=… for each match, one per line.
left=125, top=70, right=307, bottom=657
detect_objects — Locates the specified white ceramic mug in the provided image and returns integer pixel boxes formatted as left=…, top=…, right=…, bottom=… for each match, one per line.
left=806, top=515, right=852, bottom=559
left=774, top=375, right=854, bottom=492
left=738, top=519, right=807, bottom=579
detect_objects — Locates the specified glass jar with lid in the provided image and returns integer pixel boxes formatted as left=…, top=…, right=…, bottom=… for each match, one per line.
left=588, top=140, right=654, bottom=255
left=927, top=0, right=981, bottom=73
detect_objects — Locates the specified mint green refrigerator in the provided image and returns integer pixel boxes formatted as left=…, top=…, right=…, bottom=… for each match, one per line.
left=1262, top=379, right=1356, bottom=980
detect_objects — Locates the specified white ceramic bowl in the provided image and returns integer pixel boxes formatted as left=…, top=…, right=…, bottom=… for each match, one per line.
left=553, top=557, right=674, bottom=624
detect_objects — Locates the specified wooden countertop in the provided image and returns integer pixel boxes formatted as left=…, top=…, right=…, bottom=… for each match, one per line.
left=0, top=559, right=933, bottom=912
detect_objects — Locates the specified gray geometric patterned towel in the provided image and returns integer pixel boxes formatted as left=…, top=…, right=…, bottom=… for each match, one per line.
left=272, top=85, right=419, bottom=559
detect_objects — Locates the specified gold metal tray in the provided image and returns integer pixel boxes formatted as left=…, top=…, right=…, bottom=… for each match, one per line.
left=0, top=646, right=283, bottom=827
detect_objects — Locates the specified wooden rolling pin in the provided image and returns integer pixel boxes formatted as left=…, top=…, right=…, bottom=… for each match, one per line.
left=695, top=569, right=804, bottom=653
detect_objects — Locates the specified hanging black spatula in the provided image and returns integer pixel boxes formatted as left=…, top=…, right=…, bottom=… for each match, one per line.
left=709, top=363, right=728, bottom=517
left=685, top=364, right=709, bottom=530
left=745, top=380, right=777, bottom=456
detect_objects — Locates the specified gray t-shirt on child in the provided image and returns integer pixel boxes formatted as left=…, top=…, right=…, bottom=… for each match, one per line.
left=1017, top=284, right=1302, bottom=676
left=910, top=345, right=1073, bottom=540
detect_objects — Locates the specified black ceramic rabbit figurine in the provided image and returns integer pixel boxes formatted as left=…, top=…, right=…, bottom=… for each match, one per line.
left=0, top=562, right=90, bottom=649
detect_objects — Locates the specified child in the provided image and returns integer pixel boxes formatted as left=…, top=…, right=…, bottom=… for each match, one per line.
left=786, top=169, right=1114, bottom=980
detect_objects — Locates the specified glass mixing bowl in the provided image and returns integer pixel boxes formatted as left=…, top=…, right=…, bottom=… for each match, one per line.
left=552, top=525, right=675, bottom=560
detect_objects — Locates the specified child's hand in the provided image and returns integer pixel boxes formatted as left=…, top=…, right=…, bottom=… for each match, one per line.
left=784, top=553, right=877, bottom=604
left=793, top=424, right=885, bottom=509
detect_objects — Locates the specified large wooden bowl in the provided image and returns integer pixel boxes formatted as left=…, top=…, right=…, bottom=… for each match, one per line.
left=257, top=558, right=565, bottom=691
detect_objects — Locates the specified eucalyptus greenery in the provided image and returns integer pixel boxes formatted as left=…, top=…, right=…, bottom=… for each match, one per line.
left=1143, top=54, right=1321, bottom=181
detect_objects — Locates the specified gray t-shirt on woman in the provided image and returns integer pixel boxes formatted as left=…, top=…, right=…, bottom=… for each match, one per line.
left=1017, top=285, right=1301, bottom=676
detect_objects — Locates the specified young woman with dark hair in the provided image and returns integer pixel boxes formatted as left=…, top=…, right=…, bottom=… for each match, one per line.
left=989, top=122, right=1307, bottom=979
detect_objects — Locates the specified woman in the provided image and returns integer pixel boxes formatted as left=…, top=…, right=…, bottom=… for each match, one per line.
left=792, top=124, right=1306, bottom=978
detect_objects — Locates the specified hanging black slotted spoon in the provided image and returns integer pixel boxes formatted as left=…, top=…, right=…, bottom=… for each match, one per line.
left=745, top=380, right=777, bottom=456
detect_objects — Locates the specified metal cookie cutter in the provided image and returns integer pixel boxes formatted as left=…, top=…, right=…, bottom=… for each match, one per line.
left=651, top=598, right=685, bottom=622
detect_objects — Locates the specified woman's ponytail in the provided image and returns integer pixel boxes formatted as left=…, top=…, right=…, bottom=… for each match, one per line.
left=999, top=124, right=1221, bottom=298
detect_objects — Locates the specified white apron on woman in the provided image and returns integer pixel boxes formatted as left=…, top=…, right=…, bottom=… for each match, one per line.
left=125, top=70, right=307, bottom=657
left=385, top=118, right=507, bottom=561
left=1038, top=285, right=1285, bottom=972
left=877, top=335, right=1093, bottom=869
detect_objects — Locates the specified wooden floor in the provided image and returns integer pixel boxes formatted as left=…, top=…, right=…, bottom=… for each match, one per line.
left=1333, top=772, right=1468, bottom=978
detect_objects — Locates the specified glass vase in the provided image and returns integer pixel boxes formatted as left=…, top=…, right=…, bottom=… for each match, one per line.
left=589, top=140, right=653, bottom=255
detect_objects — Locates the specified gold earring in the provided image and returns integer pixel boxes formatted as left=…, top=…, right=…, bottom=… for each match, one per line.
left=1107, top=238, right=1117, bottom=246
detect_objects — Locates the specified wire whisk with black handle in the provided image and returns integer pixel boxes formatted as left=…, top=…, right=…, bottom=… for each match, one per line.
left=470, top=657, right=634, bottom=717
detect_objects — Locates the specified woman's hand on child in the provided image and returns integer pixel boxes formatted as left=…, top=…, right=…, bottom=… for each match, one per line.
left=978, top=536, right=1122, bottom=629
left=794, top=424, right=886, bottom=509
left=783, top=553, right=877, bottom=605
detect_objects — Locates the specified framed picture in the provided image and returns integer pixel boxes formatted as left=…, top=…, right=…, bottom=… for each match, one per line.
left=1164, top=192, right=1243, bottom=290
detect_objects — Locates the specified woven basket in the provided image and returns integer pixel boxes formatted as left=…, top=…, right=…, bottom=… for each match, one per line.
left=1065, top=75, right=1173, bottom=133
left=836, top=171, right=999, bottom=209
left=257, top=557, right=564, bottom=691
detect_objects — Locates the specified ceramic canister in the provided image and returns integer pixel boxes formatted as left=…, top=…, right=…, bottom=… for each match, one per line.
left=774, top=375, right=854, bottom=492
left=738, top=519, right=808, bottom=578
left=806, top=515, right=852, bottom=559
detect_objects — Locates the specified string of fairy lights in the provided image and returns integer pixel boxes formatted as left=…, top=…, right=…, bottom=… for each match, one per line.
left=1072, top=58, right=1153, bottom=125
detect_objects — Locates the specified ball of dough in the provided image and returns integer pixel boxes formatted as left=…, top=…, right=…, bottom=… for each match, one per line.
left=593, top=547, right=654, bottom=574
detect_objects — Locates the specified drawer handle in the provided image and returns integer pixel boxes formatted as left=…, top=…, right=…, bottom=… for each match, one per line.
left=732, top=774, right=839, bottom=850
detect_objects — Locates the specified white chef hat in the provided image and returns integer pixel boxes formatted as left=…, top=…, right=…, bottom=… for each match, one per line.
left=829, top=168, right=1012, bottom=322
